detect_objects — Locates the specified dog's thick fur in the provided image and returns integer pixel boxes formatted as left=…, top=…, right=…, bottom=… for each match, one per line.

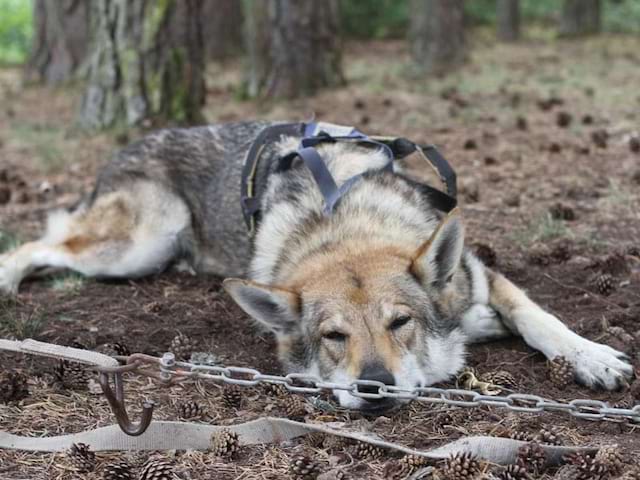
left=0, top=121, right=633, bottom=411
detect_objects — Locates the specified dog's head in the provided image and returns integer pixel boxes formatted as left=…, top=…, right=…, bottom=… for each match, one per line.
left=224, top=212, right=467, bottom=412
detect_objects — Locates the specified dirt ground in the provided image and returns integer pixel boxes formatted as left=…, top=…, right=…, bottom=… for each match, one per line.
left=1, top=35, right=639, bottom=479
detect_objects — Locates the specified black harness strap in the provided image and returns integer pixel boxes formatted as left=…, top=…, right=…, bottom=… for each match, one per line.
left=379, top=137, right=457, bottom=198
left=240, top=123, right=304, bottom=231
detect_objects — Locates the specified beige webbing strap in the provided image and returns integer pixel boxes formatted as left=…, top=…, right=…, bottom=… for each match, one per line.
left=0, top=418, right=595, bottom=465
left=0, top=339, right=118, bottom=368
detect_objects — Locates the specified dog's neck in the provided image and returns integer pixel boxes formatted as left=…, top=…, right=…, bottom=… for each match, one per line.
left=249, top=139, right=442, bottom=287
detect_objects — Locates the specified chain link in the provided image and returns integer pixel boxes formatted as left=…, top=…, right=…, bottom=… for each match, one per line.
left=108, top=352, right=640, bottom=423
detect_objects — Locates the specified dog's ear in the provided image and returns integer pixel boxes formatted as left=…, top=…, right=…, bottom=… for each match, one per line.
left=411, top=209, right=464, bottom=289
left=223, top=278, right=300, bottom=334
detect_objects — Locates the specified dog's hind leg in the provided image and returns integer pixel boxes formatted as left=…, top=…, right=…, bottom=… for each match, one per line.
left=486, top=269, right=634, bottom=390
left=0, top=182, right=191, bottom=294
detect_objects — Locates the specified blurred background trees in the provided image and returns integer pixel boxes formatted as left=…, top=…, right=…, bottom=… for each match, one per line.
left=1, top=0, right=639, bottom=131
left=560, top=0, right=601, bottom=36
left=25, top=0, right=89, bottom=85
left=243, top=0, right=343, bottom=98
left=409, top=0, right=466, bottom=74
left=77, top=0, right=206, bottom=130
left=497, top=0, right=520, bottom=41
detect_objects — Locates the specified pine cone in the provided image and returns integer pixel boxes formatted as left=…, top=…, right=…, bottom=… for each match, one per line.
left=555, top=465, right=581, bottom=480
left=322, top=434, right=348, bottom=450
left=139, top=458, right=173, bottom=480
left=473, top=243, right=497, bottom=267
left=320, top=469, right=346, bottom=480
left=353, top=441, right=385, bottom=460
left=401, top=454, right=429, bottom=472
left=594, top=446, right=624, bottom=476
left=290, top=455, right=321, bottom=479
left=602, top=253, right=630, bottom=276
left=516, top=442, right=546, bottom=473
left=169, top=332, right=195, bottom=361
left=441, top=452, right=481, bottom=480
left=210, top=428, right=240, bottom=458
left=622, top=470, right=640, bottom=480
left=68, top=442, right=96, bottom=473
left=498, top=464, right=531, bottom=480
left=69, top=340, right=89, bottom=350
left=283, top=394, right=308, bottom=420
left=549, top=203, right=576, bottom=221
left=595, top=274, right=615, bottom=296
left=535, top=428, right=562, bottom=446
left=606, top=326, right=635, bottom=344
left=383, top=459, right=412, bottom=480
left=548, top=356, right=575, bottom=388
left=55, top=360, right=89, bottom=389
left=221, top=385, right=243, bottom=409
left=179, top=400, right=203, bottom=420
left=509, top=431, right=534, bottom=442
left=305, top=432, right=326, bottom=448
left=102, top=461, right=132, bottom=480
left=479, top=370, right=519, bottom=391
left=96, top=342, right=131, bottom=358
left=263, top=382, right=288, bottom=397
left=564, top=452, right=608, bottom=480
left=0, top=370, right=29, bottom=403
left=591, top=129, right=609, bottom=149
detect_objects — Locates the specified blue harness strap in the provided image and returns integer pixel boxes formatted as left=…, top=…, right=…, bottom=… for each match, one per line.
left=241, top=121, right=458, bottom=232
left=289, top=122, right=395, bottom=215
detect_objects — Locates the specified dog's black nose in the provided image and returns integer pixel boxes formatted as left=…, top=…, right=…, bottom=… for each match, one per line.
left=357, top=364, right=395, bottom=402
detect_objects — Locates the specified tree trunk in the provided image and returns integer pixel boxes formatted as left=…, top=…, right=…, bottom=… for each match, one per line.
left=497, top=0, right=520, bottom=42
left=78, top=0, right=205, bottom=131
left=202, top=0, right=244, bottom=60
left=409, top=0, right=466, bottom=74
left=560, top=0, right=601, bottom=36
left=25, top=0, right=89, bottom=85
left=243, top=0, right=344, bottom=99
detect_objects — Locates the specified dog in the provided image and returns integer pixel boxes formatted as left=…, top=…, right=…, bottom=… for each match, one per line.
left=0, top=121, right=633, bottom=411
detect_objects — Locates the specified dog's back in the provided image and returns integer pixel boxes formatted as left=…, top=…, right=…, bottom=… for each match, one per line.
left=89, top=121, right=276, bottom=277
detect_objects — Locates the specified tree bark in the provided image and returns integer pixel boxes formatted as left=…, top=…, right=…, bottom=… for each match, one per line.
left=560, top=0, right=601, bottom=36
left=78, top=0, right=205, bottom=131
left=243, top=0, right=344, bottom=99
left=409, top=0, right=466, bottom=74
left=202, top=0, right=244, bottom=60
left=25, top=0, right=89, bottom=85
left=497, top=0, right=520, bottom=42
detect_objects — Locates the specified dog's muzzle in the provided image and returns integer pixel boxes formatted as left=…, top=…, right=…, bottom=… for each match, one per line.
left=354, top=364, right=399, bottom=413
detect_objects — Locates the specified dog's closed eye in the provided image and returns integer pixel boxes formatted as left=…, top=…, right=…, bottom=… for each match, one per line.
left=323, top=331, right=348, bottom=342
left=389, top=315, right=412, bottom=331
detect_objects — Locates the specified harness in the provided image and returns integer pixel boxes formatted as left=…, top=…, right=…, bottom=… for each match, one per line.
left=240, top=122, right=458, bottom=234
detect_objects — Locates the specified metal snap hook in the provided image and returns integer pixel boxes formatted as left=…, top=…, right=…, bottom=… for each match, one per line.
left=98, top=371, right=154, bottom=436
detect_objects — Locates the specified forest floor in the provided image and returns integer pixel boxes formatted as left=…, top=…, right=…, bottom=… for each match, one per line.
left=1, top=34, right=640, bottom=479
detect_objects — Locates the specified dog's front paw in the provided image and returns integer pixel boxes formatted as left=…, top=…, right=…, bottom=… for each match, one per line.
left=0, top=263, right=20, bottom=295
left=559, top=336, right=634, bottom=390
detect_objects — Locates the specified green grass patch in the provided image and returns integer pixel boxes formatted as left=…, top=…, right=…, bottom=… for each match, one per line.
left=11, top=122, right=67, bottom=173
left=0, top=230, right=20, bottom=254
left=48, top=272, right=86, bottom=294
left=0, top=0, right=32, bottom=65
left=512, top=212, right=572, bottom=246
left=0, top=299, right=45, bottom=339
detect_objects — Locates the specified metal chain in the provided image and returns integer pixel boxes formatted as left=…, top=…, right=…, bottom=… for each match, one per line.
left=115, top=352, right=640, bottom=424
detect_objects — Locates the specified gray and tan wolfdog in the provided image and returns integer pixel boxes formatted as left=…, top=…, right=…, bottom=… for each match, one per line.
left=0, top=121, right=632, bottom=411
